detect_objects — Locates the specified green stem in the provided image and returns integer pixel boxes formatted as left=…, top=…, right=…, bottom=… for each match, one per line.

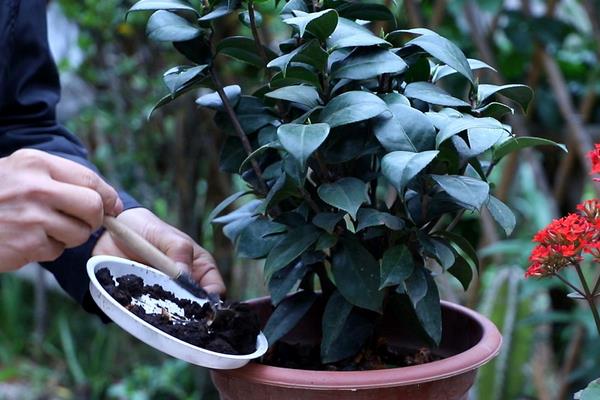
left=554, top=272, right=585, bottom=298
left=248, top=2, right=271, bottom=77
left=573, top=262, right=600, bottom=336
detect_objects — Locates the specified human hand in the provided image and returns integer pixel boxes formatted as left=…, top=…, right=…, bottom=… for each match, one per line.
left=0, top=149, right=123, bottom=272
left=92, top=208, right=225, bottom=295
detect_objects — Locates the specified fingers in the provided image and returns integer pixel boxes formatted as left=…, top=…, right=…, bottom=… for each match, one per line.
left=190, top=247, right=226, bottom=295
left=43, top=211, right=93, bottom=249
left=20, top=149, right=123, bottom=216
left=43, top=181, right=105, bottom=231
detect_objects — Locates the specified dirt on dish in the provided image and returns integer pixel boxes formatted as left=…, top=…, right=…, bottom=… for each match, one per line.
left=97, top=268, right=260, bottom=355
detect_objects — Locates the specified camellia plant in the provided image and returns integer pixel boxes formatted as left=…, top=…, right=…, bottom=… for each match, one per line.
left=128, top=0, right=565, bottom=366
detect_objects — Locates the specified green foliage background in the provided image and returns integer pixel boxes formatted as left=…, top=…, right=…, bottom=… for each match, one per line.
left=1, top=0, right=599, bottom=399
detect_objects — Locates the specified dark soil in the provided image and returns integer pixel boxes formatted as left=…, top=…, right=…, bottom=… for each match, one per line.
left=97, top=268, right=260, bottom=355
left=261, top=339, right=440, bottom=371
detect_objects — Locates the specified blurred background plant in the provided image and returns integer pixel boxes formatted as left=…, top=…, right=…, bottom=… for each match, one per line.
left=1, top=0, right=599, bottom=398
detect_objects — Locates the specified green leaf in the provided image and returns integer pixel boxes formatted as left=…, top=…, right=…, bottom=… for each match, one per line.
left=477, top=84, right=534, bottom=112
left=281, top=0, right=309, bottom=17
left=380, top=245, right=414, bottom=289
left=330, top=2, right=394, bottom=21
left=403, top=266, right=428, bottom=305
left=431, top=175, right=490, bottom=210
left=263, top=290, right=317, bottom=344
left=264, top=225, right=321, bottom=278
left=404, top=82, right=470, bottom=107
left=356, top=208, right=404, bottom=232
left=327, top=17, right=389, bottom=50
left=283, top=9, right=339, bottom=41
left=405, top=33, right=474, bottom=85
left=173, top=35, right=211, bottom=64
left=163, top=65, right=208, bottom=94
left=208, top=190, right=252, bottom=222
left=127, top=0, right=198, bottom=16
left=447, top=251, right=473, bottom=291
left=492, top=136, right=567, bottom=163
left=217, top=36, right=276, bottom=68
left=239, top=10, right=262, bottom=27
left=266, top=85, right=321, bottom=108
left=321, top=291, right=374, bottom=363
left=320, top=91, right=388, bottom=128
left=237, top=217, right=287, bottom=259
left=269, top=260, right=309, bottom=305
left=267, top=40, right=327, bottom=76
left=195, top=85, right=241, bottom=110
left=381, top=150, right=439, bottom=192
left=413, top=271, right=442, bottom=345
left=277, top=123, right=330, bottom=170
left=315, top=232, right=338, bottom=251
left=146, top=10, right=201, bottom=42
left=432, top=58, right=496, bottom=82
left=198, top=1, right=238, bottom=22
left=374, top=102, right=436, bottom=152
left=575, top=379, right=600, bottom=400
left=435, top=116, right=505, bottom=148
left=434, top=230, right=479, bottom=273
left=332, top=238, right=384, bottom=312
left=474, top=102, right=514, bottom=119
left=418, top=234, right=455, bottom=269
left=238, top=142, right=281, bottom=174
left=332, top=48, right=407, bottom=80
left=312, top=212, right=344, bottom=233
left=486, top=195, right=516, bottom=236
left=317, top=177, right=368, bottom=219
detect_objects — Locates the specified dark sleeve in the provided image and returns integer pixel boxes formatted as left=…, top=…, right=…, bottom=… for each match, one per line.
left=0, top=0, right=139, bottom=317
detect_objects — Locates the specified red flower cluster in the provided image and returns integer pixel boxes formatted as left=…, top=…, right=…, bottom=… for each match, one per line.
left=526, top=203, right=600, bottom=278
left=588, top=144, right=600, bottom=178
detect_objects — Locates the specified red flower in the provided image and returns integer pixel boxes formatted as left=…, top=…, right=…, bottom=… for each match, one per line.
left=587, top=144, right=600, bottom=175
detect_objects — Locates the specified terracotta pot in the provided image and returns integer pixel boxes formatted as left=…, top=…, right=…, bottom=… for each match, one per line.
left=211, top=297, right=501, bottom=400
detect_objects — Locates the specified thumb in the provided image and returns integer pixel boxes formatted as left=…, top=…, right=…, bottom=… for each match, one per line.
left=161, top=235, right=194, bottom=274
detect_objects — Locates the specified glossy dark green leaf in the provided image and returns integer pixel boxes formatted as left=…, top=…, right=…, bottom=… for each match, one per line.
left=356, top=208, right=404, bottom=232
left=128, top=0, right=198, bottom=16
left=315, top=232, right=338, bottom=250
left=434, top=230, right=479, bottom=273
left=435, top=117, right=505, bottom=148
left=217, top=36, right=276, bottom=68
left=239, top=10, right=262, bottom=27
left=486, top=195, right=516, bottom=236
left=320, top=91, right=388, bottom=128
left=403, top=266, right=428, bottom=306
left=173, top=35, right=211, bottom=64
left=269, top=66, right=322, bottom=89
left=208, top=190, right=253, bottom=222
left=576, top=378, right=600, bottom=400
left=332, top=48, right=407, bottom=80
left=234, top=96, right=275, bottom=133
left=447, top=250, right=473, bottom=291
left=431, top=175, right=489, bottom=210
left=327, top=17, right=389, bottom=50
left=264, top=224, right=321, bottom=278
left=374, top=102, right=436, bottom=152
left=474, top=102, right=514, bottom=119
left=418, top=233, right=455, bottom=269
left=380, top=245, right=414, bottom=289
left=163, top=65, right=207, bottom=94
left=195, top=85, right=241, bottom=110
left=149, top=78, right=204, bottom=117
left=404, top=82, right=470, bottom=107
left=198, top=0, right=239, bottom=22
left=281, top=0, right=309, bottom=17
left=413, top=271, right=442, bottom=345
left=263, top=290, right=317, bottom=344
left=266, top=85, right=321, bottom=108
left=405, top=32, right=474, bottom=85
left=321, top=291, right=374, bottom=363
left=332, top=238, right=384, bottom=312
left=432, top=58, right=496, bottom=82
left=329, top=1, right=394, bottom=21
left=269, top=260, right=309, bottom=305
left=381, top=150, right=439, bottom=192
left=491, top=136, right=567, bottom=163
left=283, top=9, right=339, bottom=41
left=146, top=10, right=201, bottom=42
left=477, top=84, right=534, bottom=112
left=237, top=217, right=287, bottom=259
left=317, top=177, right=368, bottom=219
left=268, top=40, right=327, bottom=75
left=312, top=212, right=345, bottom=233
left=451, top=127, right=508, bottom=159
left=276, top=123, right=329, bottom=170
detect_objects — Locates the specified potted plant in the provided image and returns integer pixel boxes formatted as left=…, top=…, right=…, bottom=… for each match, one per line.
left=127, top=0, right=564, bottom=398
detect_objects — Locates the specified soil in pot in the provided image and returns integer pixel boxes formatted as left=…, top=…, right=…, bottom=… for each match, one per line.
left=96, top=268, right=260, bottom=355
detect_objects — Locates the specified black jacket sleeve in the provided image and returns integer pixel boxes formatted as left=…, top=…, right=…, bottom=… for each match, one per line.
left=0, top=0, right=139, bottom=316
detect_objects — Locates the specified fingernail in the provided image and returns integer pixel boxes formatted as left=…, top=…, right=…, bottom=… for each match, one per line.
left=175, top=262, right=190, bottom=273
left=113, top=197, right=124, bottom=215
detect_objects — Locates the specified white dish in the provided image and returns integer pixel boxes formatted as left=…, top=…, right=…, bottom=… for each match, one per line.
left=87, top=255, right=268, bottom=369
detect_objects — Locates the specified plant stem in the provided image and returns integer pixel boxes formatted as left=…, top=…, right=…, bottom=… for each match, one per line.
left=248, top=2, right=271, bottom=77
left=592, top=272, right=600, bottom=295
left=210, top=67, right=268, bottom=194
left=554, top=273, right=586, bottom=298
left=299, top=186, right=320, bottom=213
left=573, top=262, right=600, bottom=336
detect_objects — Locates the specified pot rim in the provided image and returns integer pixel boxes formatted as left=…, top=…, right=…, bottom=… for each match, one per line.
left=214, top=299, right=502, bottom=390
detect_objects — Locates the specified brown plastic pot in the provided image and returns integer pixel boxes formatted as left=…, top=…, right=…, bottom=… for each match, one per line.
left=211, top=297, right=501, bottom=400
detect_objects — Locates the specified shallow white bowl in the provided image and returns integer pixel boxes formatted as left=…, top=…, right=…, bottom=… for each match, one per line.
left=87, top=255, right=268, bottom=369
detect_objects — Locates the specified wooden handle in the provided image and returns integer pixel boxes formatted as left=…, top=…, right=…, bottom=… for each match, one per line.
left=103, top=216, right=181, bottom=279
